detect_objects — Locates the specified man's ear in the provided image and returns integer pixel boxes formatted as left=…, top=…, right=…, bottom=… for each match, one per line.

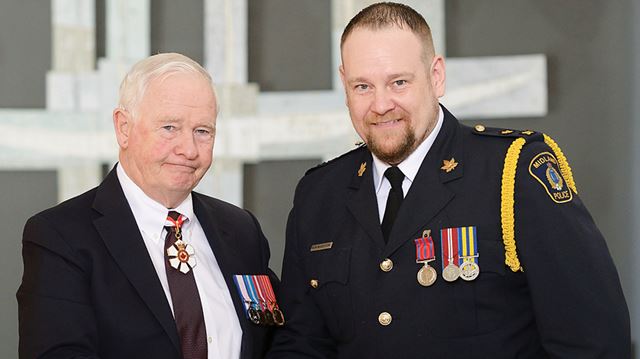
left=113, top=108, right=132, bottom=149
left=339, top=64, right=348, bottom=107
left=430, top=55, right=446, bottom=98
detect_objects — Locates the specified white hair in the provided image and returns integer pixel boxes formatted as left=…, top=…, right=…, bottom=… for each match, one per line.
left=117, top=53, right=215, bottom=117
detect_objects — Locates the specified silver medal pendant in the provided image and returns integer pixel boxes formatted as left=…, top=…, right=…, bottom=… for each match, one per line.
left=442, top=263, right=460, bottom=282
left=460, top=261, right=480, bottom=281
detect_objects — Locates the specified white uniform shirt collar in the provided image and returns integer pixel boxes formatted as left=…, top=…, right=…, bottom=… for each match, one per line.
left=117, top=164, right=195, bottom=242
left=372, top=106, right=445, bottom=194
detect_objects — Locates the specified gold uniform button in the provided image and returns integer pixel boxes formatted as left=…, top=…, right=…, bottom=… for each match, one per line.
left=475, top=124, right=486, bottom=132
left=379, top=258, right=393, bottom=272
left=310, top=279, right=319, bottom=288
left=378, top=312, right=392, bottom=326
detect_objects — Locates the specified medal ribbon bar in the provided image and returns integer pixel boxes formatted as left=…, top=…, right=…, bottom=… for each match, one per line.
left=458, top=226, right=479, bottom=265
left=440, top=228, right=460, bottom=270
left=414, top=234, right=435, bottom=263
left=232, top=275, right=256, bottom=318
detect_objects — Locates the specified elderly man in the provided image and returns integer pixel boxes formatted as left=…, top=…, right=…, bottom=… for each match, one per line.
left=268, top=2, right=629, bottom=358
left=18, top=53, right=277, bottom=359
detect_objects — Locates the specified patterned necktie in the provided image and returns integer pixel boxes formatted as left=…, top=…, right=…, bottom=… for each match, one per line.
left=381, top=166, right=405, bottom=243
left=164, top=211, right=207, bottom=359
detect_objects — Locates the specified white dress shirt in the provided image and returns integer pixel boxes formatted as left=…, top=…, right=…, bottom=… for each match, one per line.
left=372, top=107, right=445, bottom=222
left=117, top=164, right=242, bottom=359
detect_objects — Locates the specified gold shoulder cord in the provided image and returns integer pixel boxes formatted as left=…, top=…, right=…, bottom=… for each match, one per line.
left=500, top=134, right=578, bottom=273
left=543, top=134, right=578, bottom=194
left=501, top=138, right=526, bottom=272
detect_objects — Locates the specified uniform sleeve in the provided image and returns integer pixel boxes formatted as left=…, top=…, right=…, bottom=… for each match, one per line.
left=514, top=141, right=630, bottom=358
left=17, top=214, right=100, bottom=359
left=267, top=204, right=337, bottom=359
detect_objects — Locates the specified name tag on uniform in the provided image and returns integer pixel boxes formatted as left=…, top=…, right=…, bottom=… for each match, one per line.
left=310, top=241, right=333, bottom=252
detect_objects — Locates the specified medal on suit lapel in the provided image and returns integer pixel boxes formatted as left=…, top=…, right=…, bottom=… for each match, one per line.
left=458, top=226, right=480, bottom=281
left=440, top=227, right=461, bottom=282
left=415, top=230, right=437, bottom=287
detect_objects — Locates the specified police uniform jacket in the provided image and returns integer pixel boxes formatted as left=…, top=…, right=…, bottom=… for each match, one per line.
left=268, top=106, right=630, bottom=358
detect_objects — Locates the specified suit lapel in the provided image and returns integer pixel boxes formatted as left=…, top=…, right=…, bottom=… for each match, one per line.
left=92, top=169, right=181, bottom=352
left=385, top=109, right=464, bottom=256
left=193, top=195, right=254, bottom=358
left=346, top=150, right=387, bottom=248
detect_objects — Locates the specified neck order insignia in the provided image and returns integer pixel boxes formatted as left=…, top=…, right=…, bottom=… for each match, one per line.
left=440, top=158, right=458, bottom=173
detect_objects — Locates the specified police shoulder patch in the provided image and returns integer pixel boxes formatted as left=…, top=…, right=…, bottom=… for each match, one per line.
left=528, top=152, right=573, bottom=203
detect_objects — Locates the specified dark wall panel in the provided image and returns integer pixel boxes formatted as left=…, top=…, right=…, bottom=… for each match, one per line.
left=150, top=0, right=204, bottom=64
left=243, top=159, right=320, bottom=275
left=0, top=170, right=57, bottom=357
left=0, top=0, right=50, bottom=108
left=248, top=0, right=332, bottom=91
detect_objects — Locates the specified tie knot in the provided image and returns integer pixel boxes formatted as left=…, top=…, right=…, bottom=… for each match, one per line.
left=384, top=166, right=404, bottom=190
left=165, top=211, right=187, bottom=231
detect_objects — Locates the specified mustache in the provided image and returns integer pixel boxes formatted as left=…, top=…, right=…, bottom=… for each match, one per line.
left=368, top=110, right=406, bottom=124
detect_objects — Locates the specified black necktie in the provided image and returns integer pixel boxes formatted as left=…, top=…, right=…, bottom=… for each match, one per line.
left=381, top=166, right=405, bottom=243
left=164, top=211, right=208, bottom=359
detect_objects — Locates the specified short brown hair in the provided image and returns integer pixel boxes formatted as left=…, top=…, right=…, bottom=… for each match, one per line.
left=340, top=2, right=434, bottom=59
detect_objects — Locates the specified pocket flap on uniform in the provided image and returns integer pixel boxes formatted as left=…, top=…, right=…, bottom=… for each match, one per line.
left=477, top=240, right=506, bottom=276
left=306, top=247, right=351, bottom=287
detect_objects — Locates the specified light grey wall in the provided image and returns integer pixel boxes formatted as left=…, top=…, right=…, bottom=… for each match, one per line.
left=248, top=0, right=332, bottom=91
left=446, top=0, right=635, bottom=352
left=243, top=159, right=320, bottom=275
left=0, top=0, right=50, bottom=108
left=1, top=170, right=57, bottom=356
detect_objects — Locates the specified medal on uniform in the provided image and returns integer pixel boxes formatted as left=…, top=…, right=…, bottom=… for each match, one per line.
left=440, top=227, right=461, bottom=282
left=458, top=226, right=480, bottom=281
left=233, top=274, right=284, bottom=326
left=414, top=230, right=437, bottom=287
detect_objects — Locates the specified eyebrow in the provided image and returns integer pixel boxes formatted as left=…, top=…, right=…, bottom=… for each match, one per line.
left=347, top=72, right=415, bottom=84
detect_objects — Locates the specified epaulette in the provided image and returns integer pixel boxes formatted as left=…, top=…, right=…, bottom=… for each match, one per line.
left=471, top=124, right=544, bottom=143
left=473, top=124, right=578, bottom=273
left=304, top=142, right=367, bottom=176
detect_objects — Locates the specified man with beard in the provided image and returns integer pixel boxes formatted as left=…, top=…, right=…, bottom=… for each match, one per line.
left=267, top=2, right=629, bottom=358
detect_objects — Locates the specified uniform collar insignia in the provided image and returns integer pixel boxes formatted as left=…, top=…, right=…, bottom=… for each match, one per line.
left=357, top=162, right=367, bottom=177
left=440, top=158, right=458, bottom=173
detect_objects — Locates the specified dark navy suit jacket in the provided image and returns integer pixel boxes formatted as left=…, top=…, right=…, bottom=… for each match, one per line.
left=18, top=168, right=276, bottom=358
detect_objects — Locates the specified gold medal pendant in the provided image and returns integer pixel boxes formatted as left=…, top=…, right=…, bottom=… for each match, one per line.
left=417, top=263, right=437, bottom=287
left=442, top=263, right=461, bottom=282
left=167, top=240, right=197, bottom=274
left=460, top=261, right=480, bottom=281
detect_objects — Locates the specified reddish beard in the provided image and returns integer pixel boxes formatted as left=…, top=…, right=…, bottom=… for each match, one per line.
left=365, top=119, right=416, bottom=165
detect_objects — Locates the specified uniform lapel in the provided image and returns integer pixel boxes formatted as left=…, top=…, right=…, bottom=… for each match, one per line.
left=92, top=169, right=181, bottom=352
left=384, top=108, right=464, bottom=256
left=193, top=194, right=254, bottom=358
left=346, top=150, right=387, bottom=248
